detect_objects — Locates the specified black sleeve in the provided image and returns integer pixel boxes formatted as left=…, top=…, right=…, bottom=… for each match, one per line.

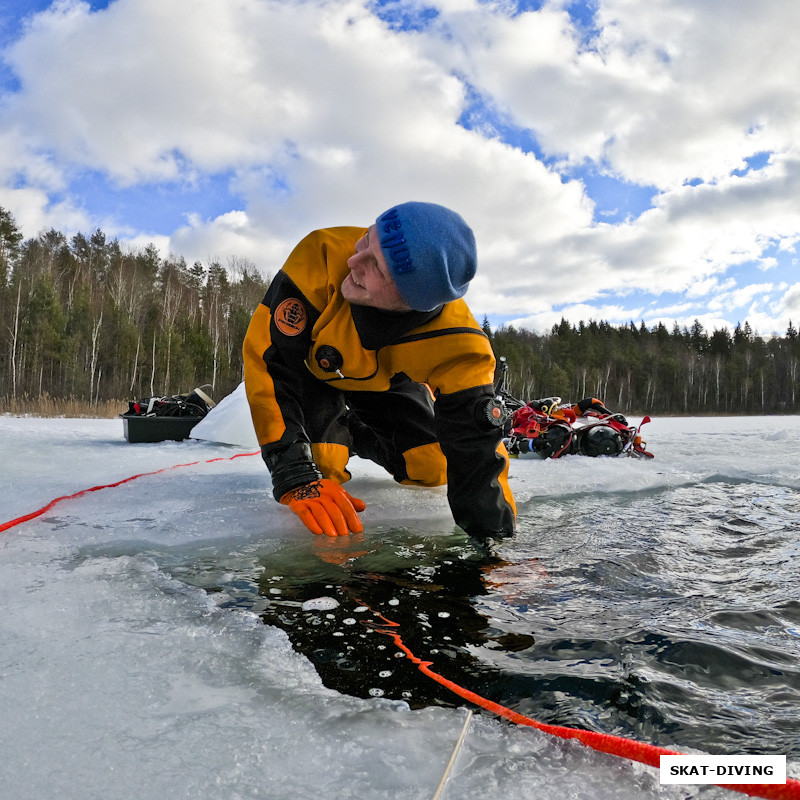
left=259, top=273, right=323, bottom=500
left=434, top=385, right=516, bottom=540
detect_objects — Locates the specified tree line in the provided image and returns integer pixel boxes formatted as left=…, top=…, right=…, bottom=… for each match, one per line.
left=489, top=317, right=799, bottom=416
left=1, top=206, right=798, bottom=415
left=0, top=207, right=270, bottom=408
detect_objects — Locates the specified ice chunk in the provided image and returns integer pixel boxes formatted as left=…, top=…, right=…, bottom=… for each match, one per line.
left=301, top=596, right=340, bottom=611
left=190, top=382, right=258, bottom=447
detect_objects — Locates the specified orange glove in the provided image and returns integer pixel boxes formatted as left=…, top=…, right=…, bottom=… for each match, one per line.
left=280, top=479, right=366, bottom=537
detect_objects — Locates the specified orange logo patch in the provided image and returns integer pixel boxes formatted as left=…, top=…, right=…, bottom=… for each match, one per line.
left=274, top=298, right=307, bottom=336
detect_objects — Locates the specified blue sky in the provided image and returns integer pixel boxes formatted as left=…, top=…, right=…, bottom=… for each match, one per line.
left=1, top=0, right=798, bottom=336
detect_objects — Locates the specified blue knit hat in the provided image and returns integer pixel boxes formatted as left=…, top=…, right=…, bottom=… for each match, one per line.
left=376, top=201, right=477, bottom=312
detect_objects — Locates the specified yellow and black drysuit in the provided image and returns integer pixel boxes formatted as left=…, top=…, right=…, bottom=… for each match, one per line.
left=243, top=226, right=516, bottom=540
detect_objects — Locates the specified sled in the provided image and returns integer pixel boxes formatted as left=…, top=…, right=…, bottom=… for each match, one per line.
left=121, top=386, right=215, bottom=443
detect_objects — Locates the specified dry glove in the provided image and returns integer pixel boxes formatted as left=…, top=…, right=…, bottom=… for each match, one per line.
left=280, top=479, right=366, bottom=537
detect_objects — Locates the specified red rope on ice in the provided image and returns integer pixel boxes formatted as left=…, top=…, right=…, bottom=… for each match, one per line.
left=4, top=459, right=797, bottom=800
left=0, top=451, right=261, bottom=533
left=364, top=606, right=800, bottom=800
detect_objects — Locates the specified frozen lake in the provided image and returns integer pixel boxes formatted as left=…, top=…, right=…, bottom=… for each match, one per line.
left=1, top=409, right=799, bottom=800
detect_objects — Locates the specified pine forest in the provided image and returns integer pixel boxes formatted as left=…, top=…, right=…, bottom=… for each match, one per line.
left=1, top=207, right=798, bottom=417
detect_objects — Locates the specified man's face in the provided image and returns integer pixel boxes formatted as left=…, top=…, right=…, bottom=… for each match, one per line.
left=341, top=225, right=413, bottom=312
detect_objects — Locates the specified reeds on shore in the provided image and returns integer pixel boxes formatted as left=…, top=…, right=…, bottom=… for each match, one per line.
left=0, top=394, right=127, bottom=419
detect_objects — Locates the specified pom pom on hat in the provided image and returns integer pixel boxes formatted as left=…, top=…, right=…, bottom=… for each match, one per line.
left=376, top=201, right=477, bottom=312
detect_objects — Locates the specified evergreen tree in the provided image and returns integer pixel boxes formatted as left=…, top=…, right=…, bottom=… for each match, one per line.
left=1, top=214, right=798, bottom=416
left=0, top=207, right=23, bottom=286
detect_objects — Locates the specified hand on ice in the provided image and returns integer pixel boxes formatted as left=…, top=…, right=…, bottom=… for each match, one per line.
left=280, top=479, right=366, bottom=537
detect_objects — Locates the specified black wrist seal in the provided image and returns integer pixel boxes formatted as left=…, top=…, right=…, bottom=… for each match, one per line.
left=264, top=441, right=323, bottom=501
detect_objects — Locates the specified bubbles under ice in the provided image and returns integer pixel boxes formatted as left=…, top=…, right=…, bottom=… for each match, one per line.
left=301, top=596, right=340, bottom=611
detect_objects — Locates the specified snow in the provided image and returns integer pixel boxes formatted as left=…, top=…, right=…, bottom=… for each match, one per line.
left=191, top=382, right=258, bottom=448
left=2, top=398, right=799, bottom=800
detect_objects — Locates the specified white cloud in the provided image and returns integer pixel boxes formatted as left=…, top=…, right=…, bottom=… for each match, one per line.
left=458, top=0, right=800, bottom=187
left=0, top=184, right=90, bottom=238
left=781, top=283, right=800, bottom=322
left=707, top=282, right=774, bottom=313
left=508, top=301, right=645, bottom=334
left=548, top=155, right=800, bottom=301
left=170, top=210, right=288, bottom=271
left=0, top=0, right=798, bottom=335
left=685, top=277, right=737, bottom=300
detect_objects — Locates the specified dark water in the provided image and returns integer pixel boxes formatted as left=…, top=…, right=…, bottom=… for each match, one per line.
left=178, top=479, right=800, bottom=758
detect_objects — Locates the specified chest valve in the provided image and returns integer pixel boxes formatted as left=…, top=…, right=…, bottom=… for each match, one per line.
left=315, top=345, right=344, bottom=376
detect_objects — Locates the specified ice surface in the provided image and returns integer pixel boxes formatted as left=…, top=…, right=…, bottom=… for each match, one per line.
left=2, top=407, right=799, bottom=800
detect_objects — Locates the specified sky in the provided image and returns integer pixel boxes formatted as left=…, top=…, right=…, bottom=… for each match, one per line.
left=0, top=0, right=798, bottom=336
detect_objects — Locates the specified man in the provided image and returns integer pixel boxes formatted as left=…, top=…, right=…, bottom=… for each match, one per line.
left=243, top=201, right=516, bottom=543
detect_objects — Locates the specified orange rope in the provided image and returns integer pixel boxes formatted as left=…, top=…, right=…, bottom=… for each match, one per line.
left=0, top=451, right=261, bottom=533
left=3, top=460, right=797, bottom=799
left=365, top=607, right=800, bottom=800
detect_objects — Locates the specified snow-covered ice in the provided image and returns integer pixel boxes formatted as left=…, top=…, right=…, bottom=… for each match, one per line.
left=2, top=396, right=799, bottom=800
